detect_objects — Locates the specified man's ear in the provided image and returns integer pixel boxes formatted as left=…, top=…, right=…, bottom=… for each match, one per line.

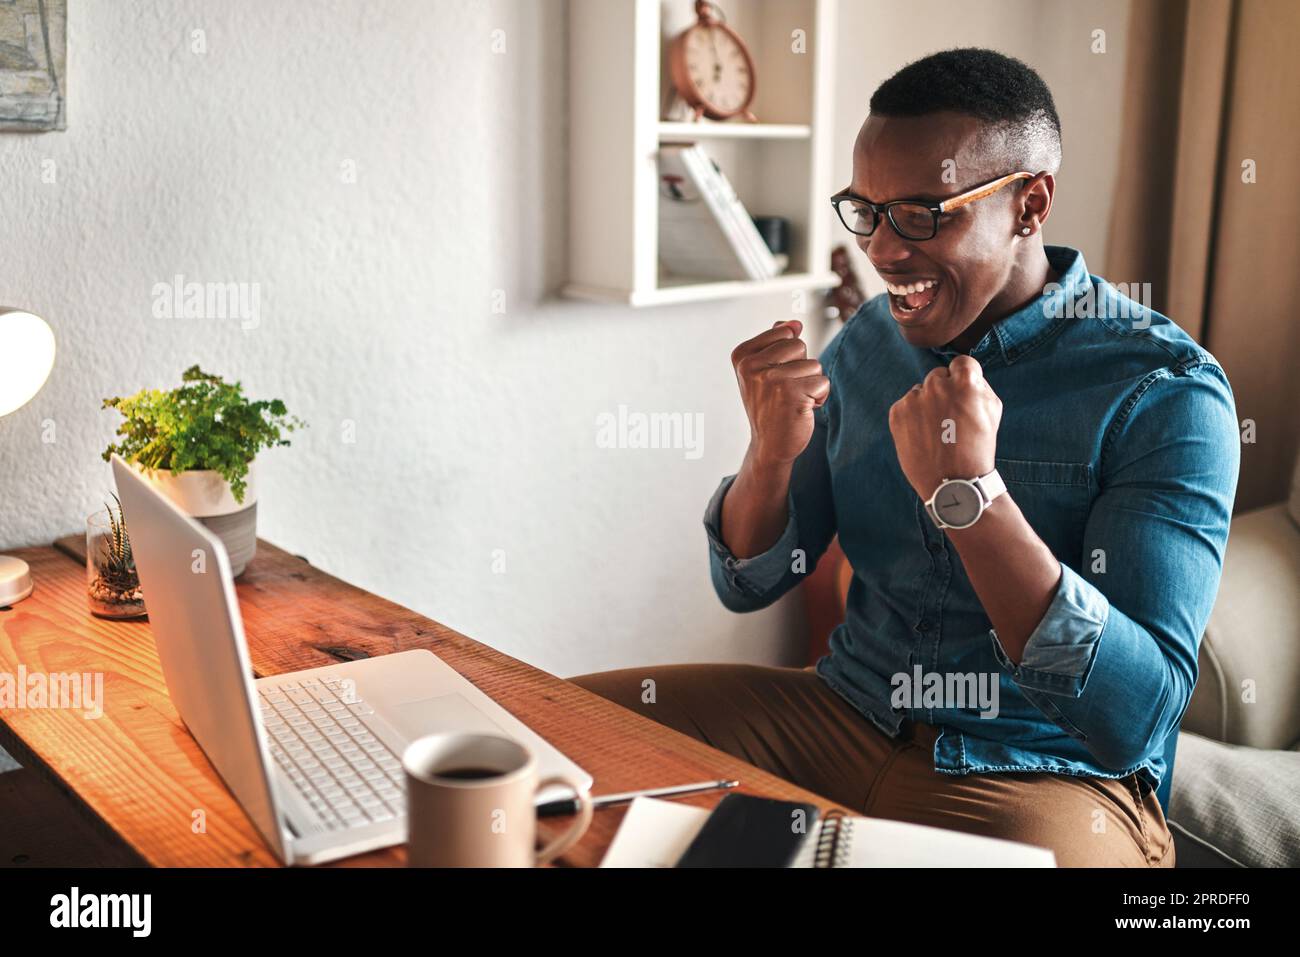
left=1016, top=172, right=1055, bottom=234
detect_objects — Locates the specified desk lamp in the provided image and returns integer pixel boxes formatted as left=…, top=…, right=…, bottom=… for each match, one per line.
left=0, top=308, right=57, bottom=605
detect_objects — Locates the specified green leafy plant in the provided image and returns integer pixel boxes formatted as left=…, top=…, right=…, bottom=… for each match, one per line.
left=101, top=365, right=305, bottom=503
left=99, top=493, right=137, bottom=593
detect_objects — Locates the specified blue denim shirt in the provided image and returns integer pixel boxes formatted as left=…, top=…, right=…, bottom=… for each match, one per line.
left=703, top=246, right=1239, bottom=791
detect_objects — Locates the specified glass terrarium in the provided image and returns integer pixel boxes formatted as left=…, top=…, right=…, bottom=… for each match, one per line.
left=86, top=497, right=146, bottom=619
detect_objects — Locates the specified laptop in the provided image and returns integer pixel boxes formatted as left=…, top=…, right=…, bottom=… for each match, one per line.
left=111, top=454, right=593, bottom=865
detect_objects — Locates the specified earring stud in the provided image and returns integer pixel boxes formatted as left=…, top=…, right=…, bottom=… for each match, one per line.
left=1020, top=226, right=1031, bottom=236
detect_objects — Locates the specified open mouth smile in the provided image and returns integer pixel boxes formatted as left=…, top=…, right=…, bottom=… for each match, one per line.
left=884, top=278, right=942, bottom=319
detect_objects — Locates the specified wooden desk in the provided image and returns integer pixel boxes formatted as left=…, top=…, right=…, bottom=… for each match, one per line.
left=0, top=540, right=850, bottom=867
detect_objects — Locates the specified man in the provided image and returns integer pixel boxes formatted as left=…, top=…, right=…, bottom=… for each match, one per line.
left=572, top=48, right=1239, bottom=866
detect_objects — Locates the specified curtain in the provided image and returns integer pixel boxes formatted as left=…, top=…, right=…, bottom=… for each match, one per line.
left=1106, top=0, right=1300, bottom=512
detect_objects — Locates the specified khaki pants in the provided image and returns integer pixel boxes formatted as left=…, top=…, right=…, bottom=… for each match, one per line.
left=570, top=663, right=1174, bottom=867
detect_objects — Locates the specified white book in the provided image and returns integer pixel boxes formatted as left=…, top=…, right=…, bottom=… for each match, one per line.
left=657, top=144, right=754, bottom=281
left=678, top=145, right=770, bottom=279
left=683, top=144, right=779, bottom=280
left=600, top=796, right=1057, bottom=868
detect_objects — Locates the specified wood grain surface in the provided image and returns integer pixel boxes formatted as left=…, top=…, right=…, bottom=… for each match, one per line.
left=0, top=539, right=850, bottom=867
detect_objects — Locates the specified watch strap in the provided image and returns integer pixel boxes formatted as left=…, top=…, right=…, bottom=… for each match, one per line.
left=974, top=468, right=1006, bottom=505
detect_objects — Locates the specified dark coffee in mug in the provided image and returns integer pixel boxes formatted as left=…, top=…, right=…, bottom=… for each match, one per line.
left=433, top=766, right=502, bottom=781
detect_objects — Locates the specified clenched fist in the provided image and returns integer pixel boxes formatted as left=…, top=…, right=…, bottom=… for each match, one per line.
left=731, top=320, right=831, bottom=468
left=888, top=354, right=1002, bottom=497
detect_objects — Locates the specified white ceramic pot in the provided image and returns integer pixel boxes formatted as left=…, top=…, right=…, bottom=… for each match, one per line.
left=135, top=460, right=259, bottom=576
left=138, top=461, right=258, bottom=516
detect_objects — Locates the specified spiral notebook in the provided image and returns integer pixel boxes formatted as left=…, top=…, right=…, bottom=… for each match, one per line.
left=600, top=797, right=1057, bottom=868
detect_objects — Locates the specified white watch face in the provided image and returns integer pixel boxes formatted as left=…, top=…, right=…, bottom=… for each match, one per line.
left=933, top=480, right=982, bottom=527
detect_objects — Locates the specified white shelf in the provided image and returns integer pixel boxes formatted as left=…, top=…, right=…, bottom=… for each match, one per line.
left=657, top=121, right=812, bottom=141
left=566, top=0, right=839, bottom=308
left=564, top=270, right=840, bottom=307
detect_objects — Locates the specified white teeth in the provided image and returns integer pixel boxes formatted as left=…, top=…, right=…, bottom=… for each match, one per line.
left=884, top=279, right=938, bottom=296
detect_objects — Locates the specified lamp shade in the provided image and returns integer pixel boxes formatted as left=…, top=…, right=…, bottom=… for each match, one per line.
left=0, top=308, right=56, bottom=417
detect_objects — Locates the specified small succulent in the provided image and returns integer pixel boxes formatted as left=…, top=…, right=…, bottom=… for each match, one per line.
left=99, top=493, right=138, bottom=592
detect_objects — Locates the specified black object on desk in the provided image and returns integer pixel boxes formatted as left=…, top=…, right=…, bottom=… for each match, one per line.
left=676, top=793, right=820, bottom=867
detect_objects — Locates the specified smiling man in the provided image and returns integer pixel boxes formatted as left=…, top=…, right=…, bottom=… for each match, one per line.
left=572, top=49, right=1240, bottom=866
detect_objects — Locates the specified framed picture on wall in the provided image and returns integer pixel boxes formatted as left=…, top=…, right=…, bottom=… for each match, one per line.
left=0, top=0, right=66, bottom=131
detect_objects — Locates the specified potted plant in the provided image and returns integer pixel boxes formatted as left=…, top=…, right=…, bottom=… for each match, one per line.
left=101, top=365, right=305, bottom=576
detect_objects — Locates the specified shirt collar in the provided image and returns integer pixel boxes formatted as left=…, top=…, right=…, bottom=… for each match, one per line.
left=929, top=245, right=1090, bottom=367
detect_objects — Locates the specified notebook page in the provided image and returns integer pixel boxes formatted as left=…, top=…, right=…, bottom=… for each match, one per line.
left=840, top=817, right=1057, bottom=867
left=598, top=797, right=1056, bottom=867
left=599, top=796, right=710, bottom=868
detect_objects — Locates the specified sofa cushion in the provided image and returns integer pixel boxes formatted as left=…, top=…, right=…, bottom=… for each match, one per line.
left=1185, top=503, right=1300, bottom=749
left=1168, top=730, right=1300, bottom=867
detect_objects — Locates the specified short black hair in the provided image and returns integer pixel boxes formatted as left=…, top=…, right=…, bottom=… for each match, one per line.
left=869, top=48, right=1062, bottom=173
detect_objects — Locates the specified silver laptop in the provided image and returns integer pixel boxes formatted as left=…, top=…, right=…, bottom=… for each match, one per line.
left=111, top=454, right=592, bottom=866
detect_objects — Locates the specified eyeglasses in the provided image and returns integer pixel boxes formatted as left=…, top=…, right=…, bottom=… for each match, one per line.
left=831, top=171, right=1034, bottom=241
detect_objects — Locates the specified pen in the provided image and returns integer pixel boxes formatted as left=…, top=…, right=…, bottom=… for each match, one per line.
left=536, top=778, right=740, bottom=817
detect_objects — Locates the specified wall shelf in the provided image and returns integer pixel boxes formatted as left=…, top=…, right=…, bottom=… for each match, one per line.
left=566, top=0, right=840, bottom=308
left=657, top=121, right=812, bottom=141
left=564, top=270, right=841, bottom=307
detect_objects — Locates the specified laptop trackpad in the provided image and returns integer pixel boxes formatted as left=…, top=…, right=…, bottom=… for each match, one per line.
left=385, top=693, right=508, bottom=741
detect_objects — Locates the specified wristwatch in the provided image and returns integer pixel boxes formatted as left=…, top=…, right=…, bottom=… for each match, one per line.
left=924, top=469, right=1007, bottom=530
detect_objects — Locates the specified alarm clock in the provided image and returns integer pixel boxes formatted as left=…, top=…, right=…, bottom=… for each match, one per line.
left=667, top=1, right=758, bottom=122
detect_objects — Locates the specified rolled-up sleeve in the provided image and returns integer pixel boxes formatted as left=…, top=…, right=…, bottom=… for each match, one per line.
left=989, top=562, right=1108, bottom=696
left=988, top=361, right=1239, bottom=771
left=704, top=405, right=837, bottom=613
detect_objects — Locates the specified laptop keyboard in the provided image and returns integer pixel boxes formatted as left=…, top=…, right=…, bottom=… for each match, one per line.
left=258, top=676, right=407, bottom=832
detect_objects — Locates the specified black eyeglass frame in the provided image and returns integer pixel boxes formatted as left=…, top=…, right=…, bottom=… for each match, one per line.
left=830, top=171, right=1036, bottom=241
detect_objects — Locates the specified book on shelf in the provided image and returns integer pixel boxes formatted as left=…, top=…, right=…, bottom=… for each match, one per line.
left=680, top=145, right=779, bottom=279
left=657, top=143, right=780, bottom=283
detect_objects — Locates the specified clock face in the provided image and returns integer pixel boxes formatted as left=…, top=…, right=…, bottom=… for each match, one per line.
left=934, top=481, right=983, bottom=528
left=683, top=24, right=752, bottom=115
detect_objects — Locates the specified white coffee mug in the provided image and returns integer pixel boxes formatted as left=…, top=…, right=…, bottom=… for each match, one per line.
left=403, top=732, right=593, bottom=867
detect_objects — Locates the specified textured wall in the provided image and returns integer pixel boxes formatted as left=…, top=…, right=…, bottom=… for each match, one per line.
left=0, top=0, right=810, bottom=677
left=0, top=0, right=1128, bottom=680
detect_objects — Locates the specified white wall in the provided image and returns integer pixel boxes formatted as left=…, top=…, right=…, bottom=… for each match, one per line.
left=0, top=0, right=1129, bottom=680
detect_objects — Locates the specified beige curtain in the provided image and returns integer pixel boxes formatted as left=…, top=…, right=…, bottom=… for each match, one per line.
left=1106, top=0, right=1300, bottom=512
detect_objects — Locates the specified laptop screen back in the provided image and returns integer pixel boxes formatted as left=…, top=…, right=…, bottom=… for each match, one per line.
left=110, top=454, right=288, bottom=862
